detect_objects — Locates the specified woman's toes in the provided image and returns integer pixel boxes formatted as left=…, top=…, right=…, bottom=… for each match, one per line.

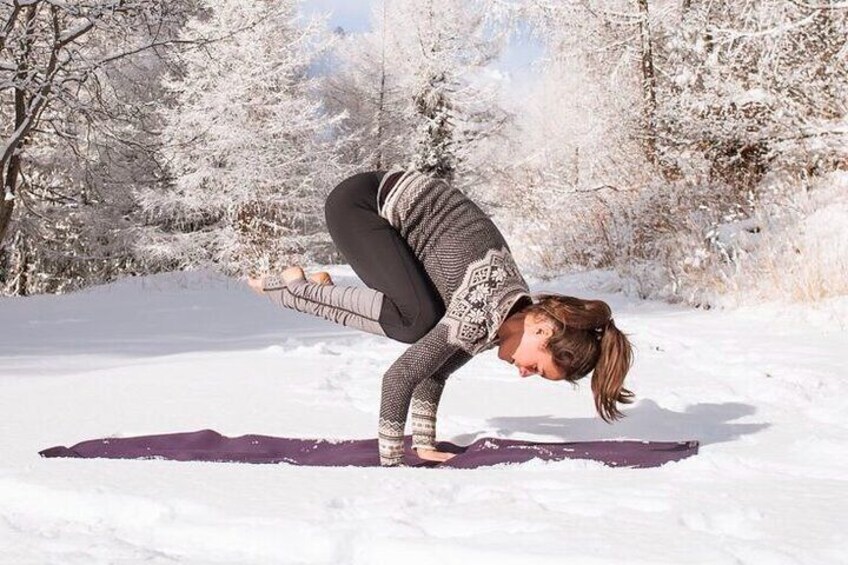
left=281, top=266, right=305, bottom=284
left=308, top=271, right=334, bottom=285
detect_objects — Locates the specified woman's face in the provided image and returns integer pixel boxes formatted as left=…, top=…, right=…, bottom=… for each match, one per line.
left=497, top=312, right=566, bottom=381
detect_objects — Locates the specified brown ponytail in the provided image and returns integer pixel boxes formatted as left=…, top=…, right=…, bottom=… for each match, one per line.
left=522, top=294, right=635, bottom=422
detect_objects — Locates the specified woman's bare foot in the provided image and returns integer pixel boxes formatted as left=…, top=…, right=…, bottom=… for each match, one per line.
left=308, top=271, right=334, bottom=285
left=282, top=266, right=305, bottom=283
left=246, top=275, right=265, bottom=295
left=246, top=266, right=306, bottom=295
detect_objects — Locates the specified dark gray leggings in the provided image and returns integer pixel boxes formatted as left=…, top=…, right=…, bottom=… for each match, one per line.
left=323, top=171, right=445, bottom=343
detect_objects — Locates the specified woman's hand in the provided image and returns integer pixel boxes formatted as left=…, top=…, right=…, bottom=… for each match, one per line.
left=414, top=447, right=457, bottom=463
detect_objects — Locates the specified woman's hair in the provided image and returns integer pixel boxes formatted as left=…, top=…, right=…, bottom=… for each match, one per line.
left=522, top=294, right=634, bottom=422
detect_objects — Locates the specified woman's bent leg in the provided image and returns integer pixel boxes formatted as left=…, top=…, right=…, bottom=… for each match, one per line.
left=324, top=171, right=445, bottom=343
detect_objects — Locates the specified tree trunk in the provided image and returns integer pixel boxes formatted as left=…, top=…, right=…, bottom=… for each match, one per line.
left=637, top=0, right=659, bottom=167
left=9, top=230, right=28, bottom=297
left=812, top=5, right=841, bottom=119
left=0, top=198, right=14, bottom=250
left=1, top=95, right=24, bottom=248
left=0, top=5, right=34, bottom=249
left=375, top=0, right=388, bottom=170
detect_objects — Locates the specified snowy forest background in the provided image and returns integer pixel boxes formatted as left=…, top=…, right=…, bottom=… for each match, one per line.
left=1, top=0, right=846, bottom=307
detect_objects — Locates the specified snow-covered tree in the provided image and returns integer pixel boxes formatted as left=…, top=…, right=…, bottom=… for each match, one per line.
left=494, top=0, right=848, bottom=304
left=324, top=0, right=509, bottom=186
left=0, top=0, right=194, bottom=296
left=321, top=5, right=411, bottom=171
left=136, top=0, right=344, bottom=276
left=660, top=1, right=848, bottom=186
left=525, top=0, right=847, bottom=186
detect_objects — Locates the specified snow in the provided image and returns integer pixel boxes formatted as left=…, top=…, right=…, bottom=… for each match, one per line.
left=1, top=268, right=846, bottom=564
left=720, top=171, right=848, bottom=305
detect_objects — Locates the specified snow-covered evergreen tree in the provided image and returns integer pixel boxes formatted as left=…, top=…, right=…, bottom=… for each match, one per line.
left=324, top=0, right=508, bottom=186
left=321, top=4, right=411, bottom=171
left=137, top=0, right=343, bottom=276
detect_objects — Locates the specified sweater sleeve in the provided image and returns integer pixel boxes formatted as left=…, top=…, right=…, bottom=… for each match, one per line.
left=409, top=350, right=473, bottom=451
left=261, top=273, right=388, bottom=338
left=378, top=321, right=473, bottom=466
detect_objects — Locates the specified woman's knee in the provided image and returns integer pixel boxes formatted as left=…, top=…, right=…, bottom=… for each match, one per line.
left=387, top=302, right=443, bottom=344
left=324, top=172, right=377, bottom=226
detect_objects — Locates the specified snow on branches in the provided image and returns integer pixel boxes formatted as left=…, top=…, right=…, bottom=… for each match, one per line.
left=136, top=0, right=344, bottom=276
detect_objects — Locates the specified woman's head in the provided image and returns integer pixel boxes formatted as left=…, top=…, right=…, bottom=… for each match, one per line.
left=498, top=294, right=635, bottom=422
left=498, top=309, right=567, bottom=381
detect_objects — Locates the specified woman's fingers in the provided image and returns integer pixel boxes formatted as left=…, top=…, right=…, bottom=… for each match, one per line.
left=414, top=448, right=456, bottom=462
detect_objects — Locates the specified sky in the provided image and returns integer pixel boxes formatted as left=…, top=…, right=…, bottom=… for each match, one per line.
left=299, top=0, right=374, bottom=34
left=297, top=0, right=546, bottom=83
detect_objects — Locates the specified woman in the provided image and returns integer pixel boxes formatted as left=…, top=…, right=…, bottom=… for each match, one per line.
left=247, top=168, right=634, bottom=467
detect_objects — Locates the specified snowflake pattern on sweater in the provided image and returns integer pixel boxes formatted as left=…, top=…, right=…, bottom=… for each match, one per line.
left=443, top=246, right=529, bottom=355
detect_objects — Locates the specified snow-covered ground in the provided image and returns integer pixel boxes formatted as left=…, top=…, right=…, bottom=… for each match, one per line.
left=1, top=268, right=846, bottom=564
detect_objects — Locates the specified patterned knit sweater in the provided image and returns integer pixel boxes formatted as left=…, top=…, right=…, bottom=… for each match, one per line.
left=263, top=169, right=533, bottom=466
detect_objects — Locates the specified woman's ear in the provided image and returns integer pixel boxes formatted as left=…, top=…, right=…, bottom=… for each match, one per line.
left=532, top=318, right=556, bottom=339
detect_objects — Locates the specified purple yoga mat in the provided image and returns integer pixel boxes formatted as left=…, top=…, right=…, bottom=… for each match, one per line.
left=39, top=429, right=699, bottom=469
